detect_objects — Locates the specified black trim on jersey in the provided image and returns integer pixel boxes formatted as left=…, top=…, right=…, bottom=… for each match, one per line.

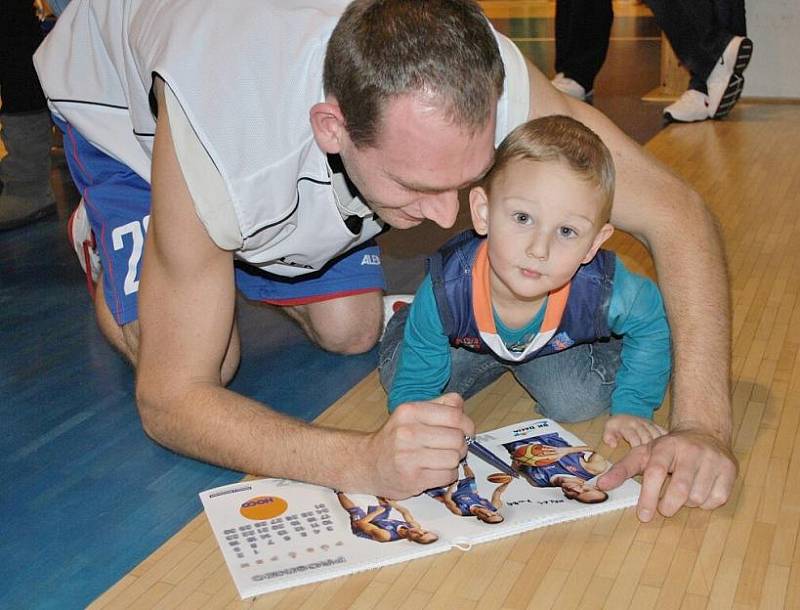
left=344, top=214, right=363, bottom=233
left=245, top=202, right=300, bottom=239
left=297, top=176, right=332, bottom=187
left=47, top=97, right=154, bottom=137
left=245, top=176, right=331, bottom=239
left=47, top=97, right=129, bottom=110
left=298, top=176, right=364, bottom=235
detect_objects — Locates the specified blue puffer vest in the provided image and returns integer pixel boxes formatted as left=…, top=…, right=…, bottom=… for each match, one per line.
left=427, top=231, right=616, bottom=362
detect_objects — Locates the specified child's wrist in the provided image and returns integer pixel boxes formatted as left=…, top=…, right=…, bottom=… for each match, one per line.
left=609, top=408, right=652, bottom=420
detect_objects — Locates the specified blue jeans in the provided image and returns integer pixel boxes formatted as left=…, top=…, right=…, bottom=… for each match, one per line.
left=379, top=306, right=621, bottom=422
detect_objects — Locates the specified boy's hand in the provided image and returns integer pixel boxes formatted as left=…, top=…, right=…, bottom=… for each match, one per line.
left=603, top=414, right=667, bottom=448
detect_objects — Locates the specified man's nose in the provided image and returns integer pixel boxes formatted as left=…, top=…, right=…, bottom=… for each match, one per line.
left=420, top=192, right=459, bottom=229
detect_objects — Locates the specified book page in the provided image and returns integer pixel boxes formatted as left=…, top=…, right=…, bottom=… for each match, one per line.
left=201, top=419, right=639, bottom=598
left=450, top=418, right=640, bottom=544
left=199, top=480, right=450, bottom=598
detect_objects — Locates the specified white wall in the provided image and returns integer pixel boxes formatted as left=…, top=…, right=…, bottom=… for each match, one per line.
left=746, top=1, right=800, bottom=99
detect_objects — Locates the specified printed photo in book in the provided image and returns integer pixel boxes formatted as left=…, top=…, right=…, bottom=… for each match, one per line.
left=200, top=418, right=640, bottom=599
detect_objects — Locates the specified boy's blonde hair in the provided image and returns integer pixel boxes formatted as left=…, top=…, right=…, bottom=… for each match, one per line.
left=483, top=115, right=615, bottom=223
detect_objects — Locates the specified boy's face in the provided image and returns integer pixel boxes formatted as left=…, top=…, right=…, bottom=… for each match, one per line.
left=469, top=158, right=614, bottom=306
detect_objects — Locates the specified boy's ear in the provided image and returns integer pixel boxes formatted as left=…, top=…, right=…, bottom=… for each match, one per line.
left=582, top=223, right=614, bottom=264
left=310, top=100, right=346, bottom=154
left=469, top=186, right=490, bottom=235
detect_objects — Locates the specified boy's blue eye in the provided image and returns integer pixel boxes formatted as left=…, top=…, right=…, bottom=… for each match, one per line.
left=513, top=212, right=531, bottom=224
left=559, top=226, right=576, bottom=237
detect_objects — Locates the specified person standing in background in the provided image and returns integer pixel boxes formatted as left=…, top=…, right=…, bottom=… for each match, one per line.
left=550, top=0, right=614, bottom=102
left=550, top=0, right=753, bottom=124
left=0, top=0, right=55, bottom=230
left=650, top=0, right=752, bottom=123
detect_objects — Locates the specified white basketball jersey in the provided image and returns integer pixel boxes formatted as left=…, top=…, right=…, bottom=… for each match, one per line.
left=34, top=0, right=529, bottom=276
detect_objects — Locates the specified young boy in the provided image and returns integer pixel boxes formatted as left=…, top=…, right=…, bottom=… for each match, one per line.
left=379, top=115, right=670, bottom=449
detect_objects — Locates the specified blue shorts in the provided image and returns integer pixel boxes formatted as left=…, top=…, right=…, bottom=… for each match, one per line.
left=56, top=117, right=385, bottom=325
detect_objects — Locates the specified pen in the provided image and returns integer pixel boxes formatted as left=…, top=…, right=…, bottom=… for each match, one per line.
left=465, top=435, right=520, bottom=478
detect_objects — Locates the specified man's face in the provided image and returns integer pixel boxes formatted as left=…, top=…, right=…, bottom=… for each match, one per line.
left=338, top=94, right=496, bottom=230
left=406, top=527, right=439, bottom=544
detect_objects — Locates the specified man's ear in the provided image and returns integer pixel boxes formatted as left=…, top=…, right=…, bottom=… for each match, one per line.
left=469, top=186, right=490, bottom=236
left=582, top=223, right=615, bottom=264
left=310, top=101, right=347, bottom=154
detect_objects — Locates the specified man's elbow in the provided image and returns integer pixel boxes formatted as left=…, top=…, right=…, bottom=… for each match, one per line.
left=632, top=187, right=721, bottom=251
left=682, top=188, right=723, bottom=242
left=134, top=375, right=173, bottom=444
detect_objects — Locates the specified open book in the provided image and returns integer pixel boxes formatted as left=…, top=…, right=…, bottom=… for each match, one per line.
left=200, top=418, right=640, bottom=599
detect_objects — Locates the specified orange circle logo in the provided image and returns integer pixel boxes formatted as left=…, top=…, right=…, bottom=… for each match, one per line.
left=239, top=495, right=288, bottom=521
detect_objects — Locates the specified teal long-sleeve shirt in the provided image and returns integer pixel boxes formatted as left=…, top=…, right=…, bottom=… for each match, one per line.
left=388, top=257, right=671, bottom=417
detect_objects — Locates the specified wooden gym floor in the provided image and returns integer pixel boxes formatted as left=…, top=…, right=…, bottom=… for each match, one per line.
left=88, top=102, right=800, bottom=610
left=4, top=2, right=799, bottom=608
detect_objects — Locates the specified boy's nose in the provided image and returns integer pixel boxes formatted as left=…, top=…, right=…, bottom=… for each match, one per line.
left=526, top=234, right=549, bottom=260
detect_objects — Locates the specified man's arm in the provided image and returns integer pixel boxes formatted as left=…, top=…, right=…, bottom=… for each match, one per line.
left=490, top=480, right=510, bottom=508
left=356, top=507, right=392, bottom=542
left=523, top=61, right=737, bottom=519
left=134, top=80, right=472, bottom=498
left=441, top=483, right=461, bottom=515
left=389, top=500, right=423, bottom=529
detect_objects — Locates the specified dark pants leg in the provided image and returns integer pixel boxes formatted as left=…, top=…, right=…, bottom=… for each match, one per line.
left=0, top=1, right=47, bottom=114
left=714, top=0, right=747, bottom=38
left=645, top=0, right=745, bottom=88
left=0, top=1, right=55, bottom=229
left=554, top=0, right=613, bottom=93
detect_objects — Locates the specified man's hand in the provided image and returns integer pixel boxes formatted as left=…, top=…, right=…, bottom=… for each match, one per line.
left=367, top=393, right=473, bottom=499
left=596, top=427, right=738, bottom=522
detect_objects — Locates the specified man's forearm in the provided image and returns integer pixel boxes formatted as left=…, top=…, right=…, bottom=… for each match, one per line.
left=136, top=382, right=374, bottom=490
left=652, top=191, right=732, bottom=443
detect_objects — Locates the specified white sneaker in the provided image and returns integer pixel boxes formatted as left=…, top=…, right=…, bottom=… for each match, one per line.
left=706, top=36, right=753, bottom=119
left=67, top=198, right=101, bottom=293
left=663, top=89, right=711, bottom=123
left=551, top=73, right=591, bottom=101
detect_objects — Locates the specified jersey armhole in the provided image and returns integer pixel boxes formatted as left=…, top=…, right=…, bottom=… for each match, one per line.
left=162, top=83, right=243, bottom=250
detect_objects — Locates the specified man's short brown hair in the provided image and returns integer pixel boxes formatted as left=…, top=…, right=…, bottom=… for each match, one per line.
left=483, top=115, right=616, bottom=223
left=324, top=0, right=505, bottom=147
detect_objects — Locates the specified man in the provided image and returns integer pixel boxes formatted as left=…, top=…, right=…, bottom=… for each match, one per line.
left=337, top=492, right=438, bottom=544
left=426, top=461, right=509, bottom=524
left=33, top=0, right=736, bottom=521
left=506, top=435, right=610, bottom=504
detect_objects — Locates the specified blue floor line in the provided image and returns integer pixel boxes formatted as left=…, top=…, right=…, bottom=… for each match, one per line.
left=1, top=218, right=379, bottom=609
